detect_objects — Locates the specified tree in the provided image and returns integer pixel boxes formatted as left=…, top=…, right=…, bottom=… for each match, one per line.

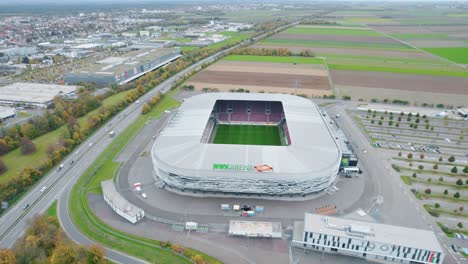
left=398, top=152, right=402, bottom=157
left=378, top=120, right=382, bottom=126
left=412, top=172, right=417, bottom=178
left=443, top=189, right=448, bottom=195
left=427, top=178, right=432, bottom=183
left=425, top=188, right=431, bottom=194
left=433, top=164, right=438, bottom=170
left=438, top=176, right=443, bottom=182
left=451, top=166, right=458, bottom=174
left=408, top=153, right=413, bottom=159
left=88, top=244, right=106, bottom=264
left=448, top=155, right=455, bottom=162
left=419, top=154, right=424, bottom=159
left=192, top=255, right=205, bottom=264
left=0, top=159, right=6, bottom=175
left=456, top=179, right=463, bottom=185
left=50, top=244, right=76, bottom=264
left=418, top=165, right=424, bottom=170
left=20, top=137, right=36, bottom=155
left=460, top=206, right=464, bottom=212
left=141, top=103, right=151, bottom=115
left=439, top=157, right=443, bottom=162
left=454, top=192, right=460, bottom=199
left=434, top=203, right=440, bottom=208
left=0, top=249, right=16, bottom=264
left=463, top=166, right=468, bottom=173
left=0, top=139, right=9, bottom=155
left=457, top=222, right=463, bottom=228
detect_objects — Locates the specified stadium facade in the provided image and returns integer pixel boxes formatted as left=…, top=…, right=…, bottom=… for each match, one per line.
left=151, top=93, right=342, bottom=198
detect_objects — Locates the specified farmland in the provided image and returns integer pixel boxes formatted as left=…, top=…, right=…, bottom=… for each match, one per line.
left=253, top=23, right=468, bottom=104
left=186, top=55, right=332, bottom=97
left=422, top=47, right=468, bottom=64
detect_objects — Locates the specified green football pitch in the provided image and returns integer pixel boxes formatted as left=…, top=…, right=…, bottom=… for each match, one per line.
left=213, top=124, right=282, bottom=146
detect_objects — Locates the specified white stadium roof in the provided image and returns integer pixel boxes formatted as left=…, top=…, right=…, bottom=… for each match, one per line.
left=153, top=93, right=341, bottom=178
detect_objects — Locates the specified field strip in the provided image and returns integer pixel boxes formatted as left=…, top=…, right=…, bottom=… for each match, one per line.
left=295, top=25, right=369, bottom=30
left=206, top=64, right=328, bottom=76
left=187, top=82, right=332, bottom=96
left=369, top=26, right=468, bottom=69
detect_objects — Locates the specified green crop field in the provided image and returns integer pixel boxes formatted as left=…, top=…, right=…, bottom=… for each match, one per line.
left=423, top=47, right=468, bottom=64
left=224, top=55, right=324, bottom=64
left=283, top=27, right=382, bottom=36
left=213, top=124, right=281, bottom=146
left=259, top=38, right=412, bottom=50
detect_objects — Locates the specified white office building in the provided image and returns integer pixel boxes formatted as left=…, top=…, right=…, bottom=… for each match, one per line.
left=292, top=213, right=444, bottom=264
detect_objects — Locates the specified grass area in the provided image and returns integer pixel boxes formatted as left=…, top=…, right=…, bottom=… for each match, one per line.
left=400, top=175, right=467, bottom=190
left=400, top=176, right=413, bottom=185
left=175, top=38, right=192, bottom=43
left=0, top=90, right=132, bottom=184
left=17, top=111, right=32, bottom=118
left=423, top=47, right=468, bottom=64
left=214, top=124, right=281, bottom=146
left=424, top=204, right=468, bottom=218
left=47, top=200, right=57, bottom=217
left=259, top=38, right=412, bottom=50
left=69, top=91, right=220, bottom=264
left=390, top=33, right=450, bottom=40
left=328, top=63, right=468, bottom=77
left=180, top=46, right=199, bottom=52
left=283, top=26, right=382, bottom=36
left=223, top=55, right=324, bottom=64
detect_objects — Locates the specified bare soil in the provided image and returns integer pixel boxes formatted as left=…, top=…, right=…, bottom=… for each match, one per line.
left=189, top=71, right=330, bottom=90
left=252, top=44, right=435, bottom=60
left=273, top=32, right=401, bottom=45
left=330, top=69, right=468, bottom=95
left=335, top=85, right=468, bottom=106
left=208, top=61, right=328, bottom=76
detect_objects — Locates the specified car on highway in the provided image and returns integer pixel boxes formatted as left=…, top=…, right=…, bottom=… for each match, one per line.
left=88, top=142, right=93, bottom=147
left=22, top=204, right=30, bottom=210
left=40, top=186, right=47, bottom=192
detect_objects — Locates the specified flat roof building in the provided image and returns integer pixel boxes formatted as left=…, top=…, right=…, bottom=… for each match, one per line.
left=0, top=82, right=79, bottom=108
left=229, top=220, right=282, bottom=238
left=101, top=180, right=144, bottom=224
left=292, top=213, right=444, bottom=264
left=65, top=48, right=181, bottom=86
left=0, top=106, right=16, bottom=120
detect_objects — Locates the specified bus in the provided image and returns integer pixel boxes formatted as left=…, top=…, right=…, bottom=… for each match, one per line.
left=342, top=167, right=360, bottom=174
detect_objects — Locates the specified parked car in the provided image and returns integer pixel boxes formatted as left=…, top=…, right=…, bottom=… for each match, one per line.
left=23, top=204, right=30, bottom=210
left=451, top=244, right=458, bottom=253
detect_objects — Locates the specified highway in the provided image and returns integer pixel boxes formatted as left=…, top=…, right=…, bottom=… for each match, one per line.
left=0, top=21, right=300, bottom=263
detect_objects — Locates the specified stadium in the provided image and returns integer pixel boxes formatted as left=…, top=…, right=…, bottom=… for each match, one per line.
left=151, top=93, right=342, bottom=198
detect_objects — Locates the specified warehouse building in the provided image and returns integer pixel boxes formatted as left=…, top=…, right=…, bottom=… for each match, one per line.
left=65, top=48, right=181, bottom=86
left=101, top=180, right=144, bottom=224
left=292, top=213, right=444, bottom=264
left=0, top=82, right=79, bottom=108
left=0, top=106, right=16, bottom=120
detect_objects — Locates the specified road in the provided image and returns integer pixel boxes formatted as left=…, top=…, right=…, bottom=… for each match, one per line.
left=0, top=21, right=300, bottom=263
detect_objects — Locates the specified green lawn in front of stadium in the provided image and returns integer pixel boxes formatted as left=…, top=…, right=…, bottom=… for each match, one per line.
left=214, top=124, right=281, bottom=146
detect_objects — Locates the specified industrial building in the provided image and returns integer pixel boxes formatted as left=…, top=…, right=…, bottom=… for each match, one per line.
left=0, top=82, right=79, bottom=108
left=0, top=106, right=16, bottom=120
left=101, top=180, right=144, bottom=224
left=65, top=48, right=181, bottom=86
left=292, top=213, right=445, bottom=264
left=151, top=93, right=342, bottom=198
